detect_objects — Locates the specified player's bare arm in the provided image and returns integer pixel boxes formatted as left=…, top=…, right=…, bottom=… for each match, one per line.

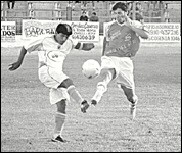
left=8, top=46, right=27, bottom=71
left=102, top=37, right=107, bottom=56
left=125, top=16, right=149, bottom=39
left=129, top=26, right=148, bottom=39
left=74, top=42, right=95, bottom=51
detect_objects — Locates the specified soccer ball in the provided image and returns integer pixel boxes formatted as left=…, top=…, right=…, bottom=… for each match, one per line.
left=82, top=59, right=101, bottom=79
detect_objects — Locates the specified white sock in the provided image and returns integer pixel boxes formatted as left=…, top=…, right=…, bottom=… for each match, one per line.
left=53, top=112, right=66, bottom=138
left=92, top=70, right=112, bottom=103
left=92, top=84, right=106, bottom=102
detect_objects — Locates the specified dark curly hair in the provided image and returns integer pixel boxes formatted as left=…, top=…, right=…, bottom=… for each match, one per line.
left=113, top=2, right=128, bottom=12
left=56, top=24, right=72, bottom=37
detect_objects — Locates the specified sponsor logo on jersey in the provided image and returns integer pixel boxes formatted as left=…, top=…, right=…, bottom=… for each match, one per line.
left=47, top=51, right=64, bottom=62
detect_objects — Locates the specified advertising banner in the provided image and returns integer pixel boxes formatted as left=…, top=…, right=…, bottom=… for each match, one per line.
left=22, top=19, right=59, bottom=38
left=143, top=23, right=181, bottom=42
left=1, top=21, right=16, bottom=42
left=103, top=22, right=181, bottom=42
left=22, top=19, right=99, bottom=42
left=62, top=20, right=99, bottom=42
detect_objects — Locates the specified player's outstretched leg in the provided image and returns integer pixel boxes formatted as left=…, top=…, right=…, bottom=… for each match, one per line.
left=59, top=79, right=90, bottom=113
left=91, top=69, right=112, bottom=106
left=68, top=86, right=89, bottom=113
left=91, top=82, right=107, bottom=106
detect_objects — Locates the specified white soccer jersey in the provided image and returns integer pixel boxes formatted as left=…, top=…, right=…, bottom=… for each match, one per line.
left=24, top=35, right=78, bottom=103
left=24, top=35, right=77, bottom=72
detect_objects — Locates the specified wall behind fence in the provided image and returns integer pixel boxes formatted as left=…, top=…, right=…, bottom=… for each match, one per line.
left=1, top=1, right=181, bottom=35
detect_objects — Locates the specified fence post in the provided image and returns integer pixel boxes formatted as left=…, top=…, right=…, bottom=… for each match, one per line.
left=28, top=2, right=34, bottom=19
left=55, top=2, right=61, bottom=20
left=2, top=1, right=6, bottom=21
left=132, top=1, right=136, bottom=20
left=66, top=6, right=72, bottom=20
left=55, top=2, right=58, bottom=9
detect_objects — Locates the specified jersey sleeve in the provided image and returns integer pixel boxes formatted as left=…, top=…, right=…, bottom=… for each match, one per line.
left=131, top=20, right=143, bottom=29
left=24, top=37, right=44, bottom=53
left=131, top=20, right=149, bottom=33
left=68, top=37, right=78, bottom=47
left=72, top=39, right=79, bottom=47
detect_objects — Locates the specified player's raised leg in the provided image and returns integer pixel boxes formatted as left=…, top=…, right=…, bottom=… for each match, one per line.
left=68, top=85, right=89, bottom=113
left=91, top=68, right=115, bottom=105
left=59, top=78, right=89, bottom=113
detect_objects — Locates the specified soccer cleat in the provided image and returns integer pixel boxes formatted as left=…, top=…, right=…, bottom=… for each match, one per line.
left=81, top=100, right=89, bottom=113
left=91, top=99, right=97, bottom=106
left=130, top=102, right=137, bottom=120
left=51, top=135, right=66, bottom=143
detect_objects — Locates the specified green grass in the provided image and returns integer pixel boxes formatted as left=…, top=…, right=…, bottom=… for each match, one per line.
left=1, top=43, right=181, bottom=152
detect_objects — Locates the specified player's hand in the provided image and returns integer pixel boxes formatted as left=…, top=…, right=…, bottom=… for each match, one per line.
left=83, top=43, right=95, bottom=51
left=124, top=15, right=132, bottom=27
left=8, top=61, right=21, bottom=71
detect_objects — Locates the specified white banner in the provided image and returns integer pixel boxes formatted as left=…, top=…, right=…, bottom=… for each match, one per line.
left=142, top=23, right=181, bottom=42
left=103, top=22, right=181, bottom=42
left=22, top=19, right=59, bottom=38
left=22, top=19, right=99, bottom=42
left=62, top=20, right=99, bottom=42
left=1, top=21, right=16, bottom=42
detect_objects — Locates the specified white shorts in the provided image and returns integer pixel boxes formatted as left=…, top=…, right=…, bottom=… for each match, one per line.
left=100, top=56, right=135, bottom=89
left=38, top=65, right=70, bottom=105
left=49, top=88, right=70, bottom=105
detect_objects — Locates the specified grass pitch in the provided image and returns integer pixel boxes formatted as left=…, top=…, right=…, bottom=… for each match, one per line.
left=1, top=43, right=181, bottom=152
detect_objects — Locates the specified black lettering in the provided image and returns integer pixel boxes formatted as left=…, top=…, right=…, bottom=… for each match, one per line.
left=2, top=31, right=15, bottom=36
left=1, top=25, right=6, bottom=30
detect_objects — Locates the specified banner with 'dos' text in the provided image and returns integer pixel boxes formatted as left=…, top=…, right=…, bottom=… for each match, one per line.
left=1, top=21, right=16, bottom=42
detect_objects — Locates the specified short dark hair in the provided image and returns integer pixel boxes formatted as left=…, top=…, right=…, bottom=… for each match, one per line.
left=56, top=24, right=72, bottom=37
left=113, top=2, right=128, bottom=12
left=92, top=12, right=96, bottom=15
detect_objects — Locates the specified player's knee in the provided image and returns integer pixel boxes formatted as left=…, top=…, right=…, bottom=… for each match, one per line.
left=97, top=82, right=107, bottom=92
left=58, top=78, right=74, bottom=89
left=99, top=69, right=106, bottom=78
left=127, top=95, right=138, bottom=104
left=100, top=68, right=116, bottom=80
left=56, top=99, right=66, bottom=113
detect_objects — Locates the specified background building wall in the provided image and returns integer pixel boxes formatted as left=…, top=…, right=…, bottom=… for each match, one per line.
left=1, top=1, right=181, bottom=35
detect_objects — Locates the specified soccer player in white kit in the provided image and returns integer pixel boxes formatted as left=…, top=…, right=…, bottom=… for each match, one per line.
left=8, top=24, right=94, bottom=142
left=90, top=2, right=149, bottom=120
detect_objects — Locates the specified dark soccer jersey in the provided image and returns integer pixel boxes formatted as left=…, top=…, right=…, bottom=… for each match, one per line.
left=104, top=22, right=140, bottom=57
